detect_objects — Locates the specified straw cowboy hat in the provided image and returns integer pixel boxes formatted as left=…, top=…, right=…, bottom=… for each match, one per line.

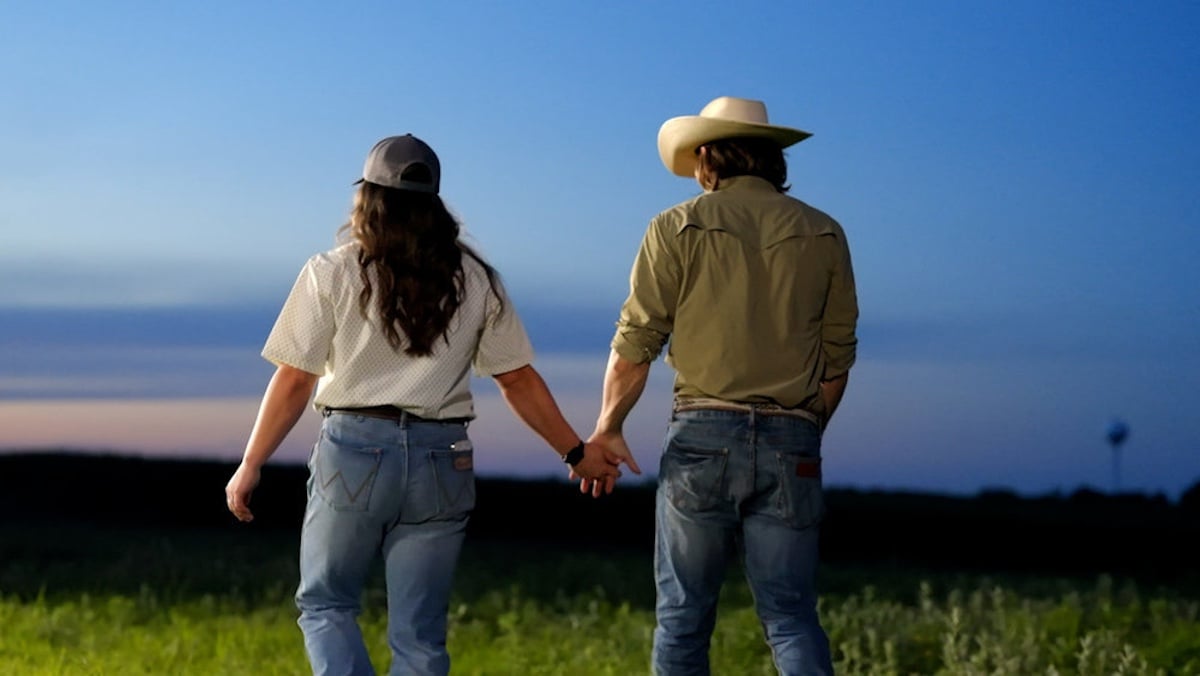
left=657, top=96, right=811, bottom=177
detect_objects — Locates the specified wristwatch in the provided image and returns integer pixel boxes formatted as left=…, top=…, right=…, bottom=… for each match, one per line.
left=562, top=441, right=586, bottom=466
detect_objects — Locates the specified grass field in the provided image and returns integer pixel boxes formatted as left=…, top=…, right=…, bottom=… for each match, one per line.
left=1, top=522, right=1198, bottom=675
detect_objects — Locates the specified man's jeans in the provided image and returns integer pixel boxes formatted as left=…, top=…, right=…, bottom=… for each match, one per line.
left=653, top=407, right=834, bottom=676
left=295, top=411, right=474, bottom=676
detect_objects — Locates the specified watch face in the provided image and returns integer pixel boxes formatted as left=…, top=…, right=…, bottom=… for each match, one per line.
left=564, top=443, right=586, bottom=465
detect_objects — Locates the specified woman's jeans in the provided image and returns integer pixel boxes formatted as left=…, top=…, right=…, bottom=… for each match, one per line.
left=653, top=407, right=834, bottom=676
left=295, top=411, right=474, bottom=676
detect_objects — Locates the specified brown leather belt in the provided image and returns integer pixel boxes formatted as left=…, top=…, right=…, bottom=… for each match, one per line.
left=322, top=406, right=470, bottom=425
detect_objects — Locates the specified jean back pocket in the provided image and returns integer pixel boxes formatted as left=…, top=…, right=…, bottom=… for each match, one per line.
left=311, top=435, right=383, bottom=512
left=774, top=453, right=824, bottom=529
left=661, top=440, right=730, bottom=514
left=429, top=448, right=476, bottom=519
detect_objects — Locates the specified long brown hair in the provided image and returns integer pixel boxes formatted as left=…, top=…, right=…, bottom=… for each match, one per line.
left=339, top=171, right=502, bottom=356
left=696, top=137, right=790, bottom=192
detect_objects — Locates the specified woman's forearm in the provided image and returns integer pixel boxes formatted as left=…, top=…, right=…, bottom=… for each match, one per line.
left=241, top=364, right=319, bottom=469
left=493, top=364, right=580, bottom=456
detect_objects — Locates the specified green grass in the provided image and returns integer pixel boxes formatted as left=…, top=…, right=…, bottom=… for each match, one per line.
left=1, top=524, right=1197, bottom=674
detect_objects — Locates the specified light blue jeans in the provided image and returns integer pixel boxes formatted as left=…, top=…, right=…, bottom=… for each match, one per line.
left=295, top=411, right=475, bottom=676
left=653, top=407, right=833, bottom=676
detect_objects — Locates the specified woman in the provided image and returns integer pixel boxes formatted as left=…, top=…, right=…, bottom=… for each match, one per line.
left=224, top=134, right=634, bottom=676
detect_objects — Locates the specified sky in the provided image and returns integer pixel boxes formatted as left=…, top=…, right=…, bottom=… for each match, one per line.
left=2, top=1, right=1198, bottom=499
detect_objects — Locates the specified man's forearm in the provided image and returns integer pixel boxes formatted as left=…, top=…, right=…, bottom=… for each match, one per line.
left=819, top=372, right=850, bottom=425
left=595, top=349, right=651, bottom=434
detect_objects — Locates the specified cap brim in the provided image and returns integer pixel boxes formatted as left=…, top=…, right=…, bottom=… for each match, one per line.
left=352, top=176, right=439, bottom=193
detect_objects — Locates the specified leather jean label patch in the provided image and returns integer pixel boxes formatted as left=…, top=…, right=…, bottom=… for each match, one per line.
left=796, top=458, right=822, bottom=478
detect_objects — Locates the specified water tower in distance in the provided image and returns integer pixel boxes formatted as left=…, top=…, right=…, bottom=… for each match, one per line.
left=1106, top=419, right=1130, bottom=494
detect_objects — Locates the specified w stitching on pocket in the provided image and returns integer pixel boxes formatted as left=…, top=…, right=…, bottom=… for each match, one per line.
left=313, top=440, right=382, bottom=512
left=318, top=464, right=379, bottom=503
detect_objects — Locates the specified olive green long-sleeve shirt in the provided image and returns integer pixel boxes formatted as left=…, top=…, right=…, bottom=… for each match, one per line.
left=612, top=175, right=858, bottom=416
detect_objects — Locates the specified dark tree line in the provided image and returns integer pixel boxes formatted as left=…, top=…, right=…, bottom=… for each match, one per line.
left=1, top=453, right=1197, bottom=584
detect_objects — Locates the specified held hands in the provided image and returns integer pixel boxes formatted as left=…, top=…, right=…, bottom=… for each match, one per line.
left=225, top=462, right=261, bottom=523
left=567, top=442, right=622, bottom=498
left=569, top=431, right=642, bottom=498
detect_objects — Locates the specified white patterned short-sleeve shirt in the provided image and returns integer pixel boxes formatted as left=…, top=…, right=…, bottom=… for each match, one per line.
left=262, top=243, right=534, bottom=419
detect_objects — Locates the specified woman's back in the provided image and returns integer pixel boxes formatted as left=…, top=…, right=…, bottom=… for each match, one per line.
left=264, top=242, right=532, bottom=420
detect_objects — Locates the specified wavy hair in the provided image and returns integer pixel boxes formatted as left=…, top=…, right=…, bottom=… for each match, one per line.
left=696, top=137, right=790, bottom=193
left=339, top=171, right=502, bottom=357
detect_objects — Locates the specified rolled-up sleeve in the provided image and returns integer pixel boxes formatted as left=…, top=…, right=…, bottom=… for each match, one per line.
left=821, top=230, right=858, bottom=379
left=262, top=258, right=335, bottom=375
left=612, top=216, right=678, bottom=364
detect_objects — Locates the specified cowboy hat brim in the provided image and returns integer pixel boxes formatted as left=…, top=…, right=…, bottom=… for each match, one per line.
left=657, top=116, right=811, bottom=177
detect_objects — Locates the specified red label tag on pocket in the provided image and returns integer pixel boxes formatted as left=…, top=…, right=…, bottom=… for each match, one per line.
left=454, top=455, right=473, bottom=471
left=796, top=459, right=821, bottom=478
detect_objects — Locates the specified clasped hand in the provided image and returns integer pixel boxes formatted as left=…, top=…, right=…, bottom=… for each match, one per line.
left=568, top=432, right=641, bottom=498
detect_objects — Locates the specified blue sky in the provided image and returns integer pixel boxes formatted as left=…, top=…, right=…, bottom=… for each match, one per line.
left=2, top=1, right=1198, bottom=498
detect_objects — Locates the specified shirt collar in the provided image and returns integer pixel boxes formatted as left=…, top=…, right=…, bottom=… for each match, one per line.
left=714, top=175, right=778, bottom=193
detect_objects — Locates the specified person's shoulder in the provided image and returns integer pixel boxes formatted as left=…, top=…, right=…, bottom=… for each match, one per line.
left=782, top=196, right=847, bottom=235
left=652, top=192, right=708, bottom=232
left=459, top=246, right=507, bottom=295
left=459, top=247, right=492, bottom=278
left=292, top=243, right=358, bottom=286
left=307, top=242, right=358, bottom=268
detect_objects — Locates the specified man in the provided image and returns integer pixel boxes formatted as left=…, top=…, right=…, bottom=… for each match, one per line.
left=586, top=96, right=857, bottom=675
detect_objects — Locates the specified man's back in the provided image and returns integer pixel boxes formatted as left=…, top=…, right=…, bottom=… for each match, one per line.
left=617, top=175, right=857, bottom=414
